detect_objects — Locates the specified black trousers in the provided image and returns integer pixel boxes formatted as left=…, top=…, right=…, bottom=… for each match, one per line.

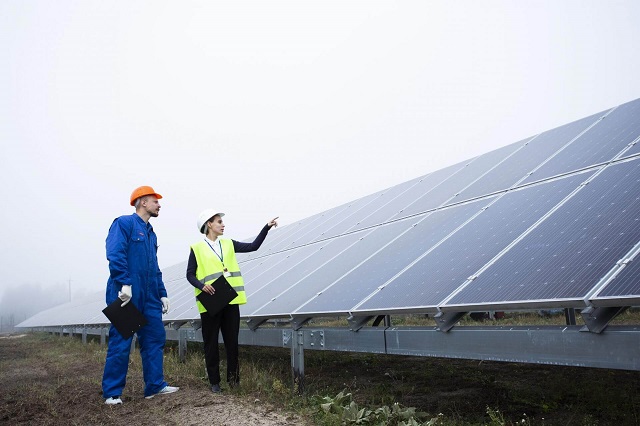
left=200, top=304, right=240, bottom=386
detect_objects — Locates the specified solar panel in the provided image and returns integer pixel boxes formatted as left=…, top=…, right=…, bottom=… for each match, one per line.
left=238, top=202, right=351, bottom=262
left=311, top=176, right=424, bottom=241
left=240, top=241, right=312, bottom=275
left=353, top=172, right=588, bottom=313
left=587, top=168, right=640, bottom=306
left=160, top=261, right=187, bottom=283
left=444, top=156, right=640, bottom=309
left=623, top=140, right=640, bottom=157
left=163, top=263, right=200, bottom=320
left=249, top=220, right=413, bottom=317
left=16, top=97, right=640, bottom=332
left=454, top=112, right=603, bottom=202
left=348, top=165, right=462, bottom=231
left=243, top=231, right=365, bottom=315
left=17, top=294, right=106, bottom=328
left=591, top=254, right=640, bottom=306
left=268, top=191, right=386, bottom=250
left=522, top=99, right=640, bottom=184
left=395, top=142, right=522, bottom=219
left=243, top=244, right=327, bottom=295
left=294, top=198, right=491, bottom=316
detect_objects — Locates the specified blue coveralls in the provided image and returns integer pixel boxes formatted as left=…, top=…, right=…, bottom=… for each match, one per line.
left=102, top=213, right=168, bottom=398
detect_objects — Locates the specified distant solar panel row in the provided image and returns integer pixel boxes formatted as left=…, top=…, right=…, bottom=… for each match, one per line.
left=17, top=98, right=640, bottom=329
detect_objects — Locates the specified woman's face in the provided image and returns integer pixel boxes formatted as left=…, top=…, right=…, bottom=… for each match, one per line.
left=207, top=215, right=225, bottom=237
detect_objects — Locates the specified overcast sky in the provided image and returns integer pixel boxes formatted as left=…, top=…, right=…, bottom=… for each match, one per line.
left=1, top=1, right=639, bottom=319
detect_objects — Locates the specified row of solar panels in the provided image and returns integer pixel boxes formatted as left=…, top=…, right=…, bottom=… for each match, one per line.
left=18, top=98, right=640, bottom=329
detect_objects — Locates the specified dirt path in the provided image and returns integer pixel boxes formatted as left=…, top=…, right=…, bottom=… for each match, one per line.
left=0, top=334, right=304, bottom=425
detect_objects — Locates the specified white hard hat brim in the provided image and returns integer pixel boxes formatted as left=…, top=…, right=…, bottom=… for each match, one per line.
left=197, top=209, right=225, bottom=234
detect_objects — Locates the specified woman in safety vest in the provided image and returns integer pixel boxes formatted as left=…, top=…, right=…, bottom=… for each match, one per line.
left=186, top=209, right=278, bottom=393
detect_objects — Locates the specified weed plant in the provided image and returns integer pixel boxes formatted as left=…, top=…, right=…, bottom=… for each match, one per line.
left=3, top=310, right=640, bottom=426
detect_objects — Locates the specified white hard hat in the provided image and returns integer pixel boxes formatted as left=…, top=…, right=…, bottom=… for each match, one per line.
left=197, top=209, right=225, bottom=234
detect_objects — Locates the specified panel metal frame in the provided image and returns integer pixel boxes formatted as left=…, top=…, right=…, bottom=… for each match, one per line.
left=31, top=323, right=640, bottom=374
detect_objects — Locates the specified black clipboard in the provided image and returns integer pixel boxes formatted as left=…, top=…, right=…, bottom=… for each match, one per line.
left=196, top=275, right=238, bottom=316
left=102, top=299, right=148, bottom=339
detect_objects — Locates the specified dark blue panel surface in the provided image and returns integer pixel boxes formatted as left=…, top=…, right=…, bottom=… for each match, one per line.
left=594, top=253, right=640, bottom=300
left=522, top=99, right=640, bottom=184
left=162, top=262, right=197, bottom=318
left=622, top=142, right=640, bottom=157
left=263, top=191, right=383, bottom=253
left=295, top=199, right=489, bottom=315
left=250, top=220, right=414, bottom=317
left=349, top=163, right=466, bottom=232
left=242, top=244, right=321, bottom=294
left=169, top=281, right=202, bottom=318
left=446, top=157, right=640, bottom=306
left=456, top=112, right=603, bottom=201
left=163, top=270, right=199, bottom=318
left=356, top=173, right=586, bottom=311
left=160, top=261, right=188, bottom=283
left=310, top=177, right=422, bottom=242
left=236, top=210, right=327, bottom=263
left=243, top=231, right=365, bottom=315
left=396, top=143, right=521, bottom=219
left=240, top=200, right=355, bottom=262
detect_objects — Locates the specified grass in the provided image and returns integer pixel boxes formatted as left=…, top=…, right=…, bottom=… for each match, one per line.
left=232, top=310, right=640, bottom=425
left=230, top=343, right=640, bottom=425
left=3, top=310, right=640, bottom=425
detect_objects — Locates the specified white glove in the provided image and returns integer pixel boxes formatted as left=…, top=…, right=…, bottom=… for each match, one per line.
left=118, top=285, right=132, bottom=307
left=161, top=297, right=170, bottom=314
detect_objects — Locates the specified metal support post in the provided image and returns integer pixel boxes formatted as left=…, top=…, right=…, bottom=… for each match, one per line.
left=82, top=328, right=87, bottom=344
left=347, top=315, right=374, bottom=331
left=564, top=308, right=576, bottom=325
left=580, top=306, right=628, bottom=333
left=291, top=330, right=305, bottom=395
left=434, top=311, right=467, bottom=332
left=246, top=318, right=268, bottom=331
left=178, top=329, right=187, bottom=362
left=100, top=327, right=106, bottom=346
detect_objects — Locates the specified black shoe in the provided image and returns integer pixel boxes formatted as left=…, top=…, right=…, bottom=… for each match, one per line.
left=211, top=384, right=222, bottom=393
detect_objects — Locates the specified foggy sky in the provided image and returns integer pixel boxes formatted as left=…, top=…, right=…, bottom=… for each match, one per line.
left=1, top=1, right=639, bottom=322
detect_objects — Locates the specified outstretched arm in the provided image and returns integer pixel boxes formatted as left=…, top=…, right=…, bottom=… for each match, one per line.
left=233, top=217, right=278, bottom=253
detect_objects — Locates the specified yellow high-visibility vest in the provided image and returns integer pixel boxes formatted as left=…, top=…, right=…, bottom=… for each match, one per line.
left=190, top=239, right=246, bottom=314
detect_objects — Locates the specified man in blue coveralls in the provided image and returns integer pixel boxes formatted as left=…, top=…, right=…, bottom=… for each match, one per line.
left=102, top=186, right=179, bottom=405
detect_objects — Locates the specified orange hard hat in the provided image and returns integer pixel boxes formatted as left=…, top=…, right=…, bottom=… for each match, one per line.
left=130, top=186, right=163, bottom=206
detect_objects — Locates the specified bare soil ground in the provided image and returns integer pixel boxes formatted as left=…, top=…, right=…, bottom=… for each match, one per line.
left=0, top=333, right=304, bottom=426
left=2, top=331, right=640, bottom=425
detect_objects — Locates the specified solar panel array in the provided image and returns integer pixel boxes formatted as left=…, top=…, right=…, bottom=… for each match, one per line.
left=18, top=98, right=640, bottom=330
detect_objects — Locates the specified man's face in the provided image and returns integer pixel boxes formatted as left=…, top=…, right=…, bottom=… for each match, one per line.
left=208, top=215, right=224, bottom=236
left=141, top=196, right=161, bottom=217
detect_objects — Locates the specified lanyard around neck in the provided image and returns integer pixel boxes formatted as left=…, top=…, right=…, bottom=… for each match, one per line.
left=205, top=239, right=224, bottom=263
